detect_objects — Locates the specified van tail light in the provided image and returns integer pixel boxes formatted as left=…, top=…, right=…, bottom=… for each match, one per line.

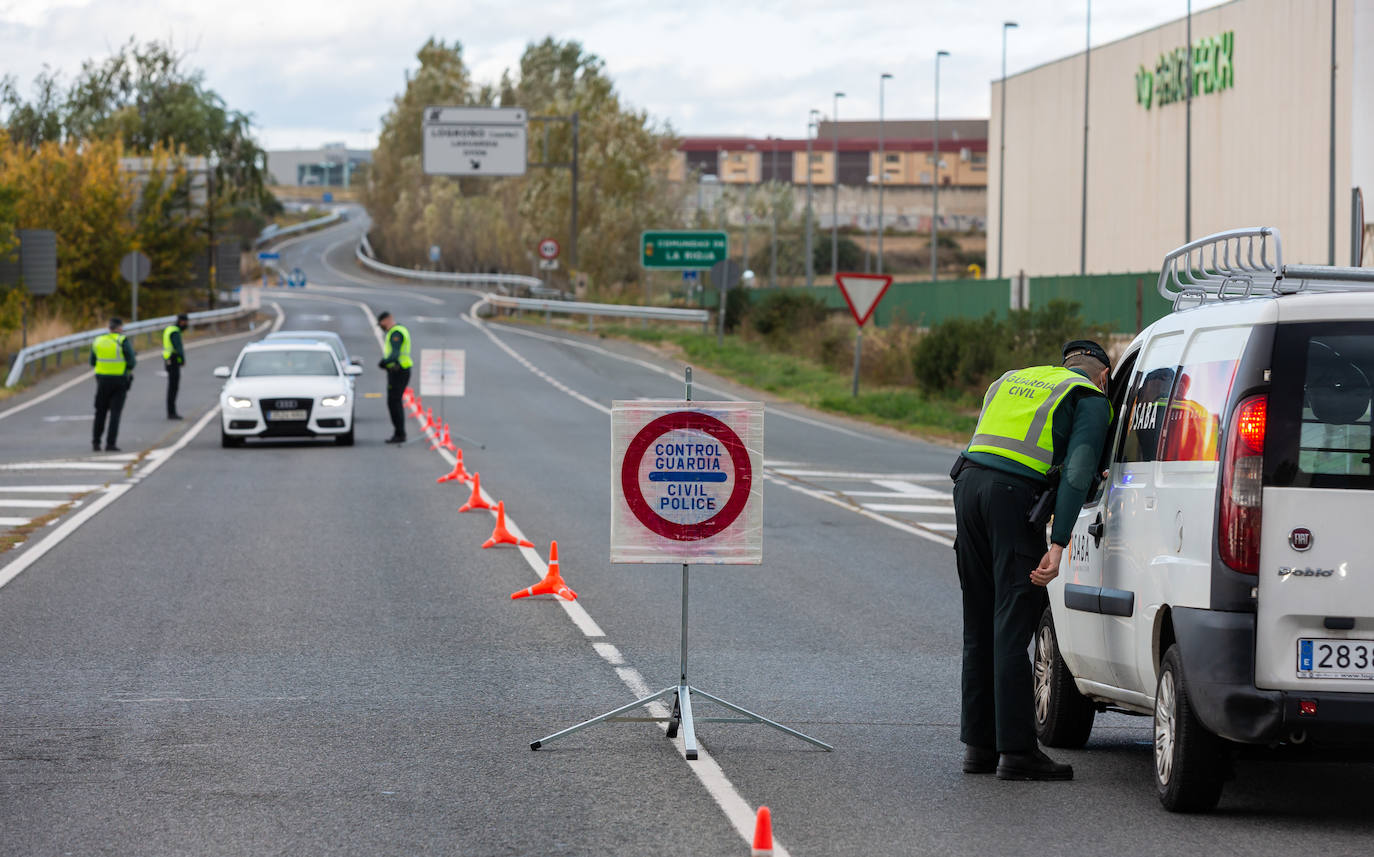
left=1220, top=394, right=1267, bottom=574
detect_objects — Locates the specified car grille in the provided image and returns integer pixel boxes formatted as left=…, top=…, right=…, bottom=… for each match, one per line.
left=260, top=398, right=314, bottom=423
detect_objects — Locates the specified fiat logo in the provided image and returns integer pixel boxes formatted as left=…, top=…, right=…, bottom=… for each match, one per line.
left=1289, top=528, right=1313, bottom=552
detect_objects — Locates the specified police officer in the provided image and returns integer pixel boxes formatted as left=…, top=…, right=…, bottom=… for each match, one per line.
left=951, top=340, right=1112, bottom=781
left=163, top=313, right=188, bottom=420
left=90, top=317, right=136, bottom=452
left=376, top=311, right=412, bottom=443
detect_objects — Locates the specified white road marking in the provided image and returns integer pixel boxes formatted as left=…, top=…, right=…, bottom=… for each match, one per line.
left=40, top=414, right=93, bottom=422
left=0, top=499, right=64, bottom=509
left=860, top=504, right=955, bottom=515
left=922, top=523, right=958, bottom=532
left=592, top=642, right=625, bottom=665
left=773, top=469, right=950, bottom=481
left=0, top=484, right=104, bottom=493
left=762, top=472, right=955, bottom=548
left=0, top=517, right=30, bottom=526
left=870, top=479, right=949, bottom=499
left=0, top=462, right=127, bottom=472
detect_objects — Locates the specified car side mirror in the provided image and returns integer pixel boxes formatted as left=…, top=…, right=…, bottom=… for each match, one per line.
left=344, top=365, right=363, bottom=376
left=350, top=357, right=362, bottom=366
left=213, top=366, right=231, bottom=378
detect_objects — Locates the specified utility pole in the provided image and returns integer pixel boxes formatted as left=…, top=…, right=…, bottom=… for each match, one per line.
left=805, top=108, right=819, bottom=288
left=932, top=50, right=949, bottom=282
left=997, top=21, right=1017, bottom=278
left=832, top=91, right=845, bottom=276
left=1080, top=0, right=1091, bottom=276
left=877, top=72, right=892, bottom=274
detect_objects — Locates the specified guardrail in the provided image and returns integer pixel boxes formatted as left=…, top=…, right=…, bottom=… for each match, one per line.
left=5, top=304, right=256, bottom=388
left=253, top=210, right=344, bottom=247
left=482, top=294, right=709, bottom=329
left=355, top=243, right=711, bottom=331
left=355, top=244, right=543, bottom=292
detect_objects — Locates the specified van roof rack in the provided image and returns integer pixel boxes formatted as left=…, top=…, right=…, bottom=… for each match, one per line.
left=1157, top=227, right=1374, bottom=310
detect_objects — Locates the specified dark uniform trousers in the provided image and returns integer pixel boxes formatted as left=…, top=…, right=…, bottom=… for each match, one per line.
left=386, top=367, right=411, bottom=437
left=953, top=463, right=1050, bottom=754
left=165, top=360, right=181, bottom=416
left=93, top=375, right=129, bottom=448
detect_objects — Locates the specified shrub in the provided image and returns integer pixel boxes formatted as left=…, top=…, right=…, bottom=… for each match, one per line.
left=724, top=285, right=751, bottom=333
left=750, top=290, right=829, bottom=340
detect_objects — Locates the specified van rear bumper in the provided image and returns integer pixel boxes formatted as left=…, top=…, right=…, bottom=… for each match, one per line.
left=1174, top=607, right=1374, bottom=745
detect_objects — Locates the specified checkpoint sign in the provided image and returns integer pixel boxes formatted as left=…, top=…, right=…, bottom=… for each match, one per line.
left=611, top=400, right=763, bottom=565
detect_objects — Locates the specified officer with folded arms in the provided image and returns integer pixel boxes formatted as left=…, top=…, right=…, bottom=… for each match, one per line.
left=90, top=317, right=136, bottom=452
left=163, top=313, right=188, bottom=420
left=950, top=340, right=1112, bottom=781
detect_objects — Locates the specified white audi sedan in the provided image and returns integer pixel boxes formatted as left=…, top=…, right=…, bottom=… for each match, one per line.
left=214, top=339, right=362, bottom=447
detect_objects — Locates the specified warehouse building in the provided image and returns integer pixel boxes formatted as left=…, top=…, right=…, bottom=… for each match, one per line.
left=989, top=0, right=1373, bottom=278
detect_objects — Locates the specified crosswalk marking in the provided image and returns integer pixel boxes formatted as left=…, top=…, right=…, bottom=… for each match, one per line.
left=861, top=504, right=955, bottom=514
left=772, top=469, right=948, bottom=481
left=0, top=499, right=65, bottom=509
left=0, top=484, right=105, bottom=493
left=0, top=517, right=30, bottom=526
left=766, top=461, right=958, bottom=539
left=0, top=462, right=126, bottom=472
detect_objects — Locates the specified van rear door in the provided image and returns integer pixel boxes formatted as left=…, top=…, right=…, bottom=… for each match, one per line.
left=1258, top=321, right=1374, bottom=691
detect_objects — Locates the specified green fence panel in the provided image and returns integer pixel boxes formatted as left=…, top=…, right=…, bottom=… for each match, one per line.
left=1028, top=272, right=1171, bottom=334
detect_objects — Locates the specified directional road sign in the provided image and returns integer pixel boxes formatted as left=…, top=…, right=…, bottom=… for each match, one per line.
left=835, top=272, right=893, bottom=327
left=257, top=251, right=280, bottom=261
left=641, top=231, right=728, bottom=270
left=611, top=400, right=763, bottom=565
left=419, top=348, right=466, bottom=397
left=538, top=237, right=561, bottom=260
left=422, top=106, right=528, bottom=177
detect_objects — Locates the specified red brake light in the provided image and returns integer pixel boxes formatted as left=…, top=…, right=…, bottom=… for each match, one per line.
left=1237, top=397, right=1267, bottom=452
left=1219, top=394, right=1267, bottom=575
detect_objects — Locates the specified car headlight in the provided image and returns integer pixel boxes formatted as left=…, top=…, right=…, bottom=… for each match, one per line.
left=320, top=394, right=347, bottom=408
left=226, top=396, right=253, bottom=409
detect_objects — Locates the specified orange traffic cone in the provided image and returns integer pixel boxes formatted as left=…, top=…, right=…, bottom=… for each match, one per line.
left=458, top=472, right=493, bottom=512
left=511, top=540, right=577, bottom=600
left=441, top=426, right=456, bottom=452
left=482, top=501, right=533, bottom=549
left=423, top=408, right=436, bottom=431
left=437, top=449, right=471, bottom=483
left=429, top=424, right=449, bottom=450
left=407, top=394, right=421, bottom=416
left=751, top=807, right=773, bottom=857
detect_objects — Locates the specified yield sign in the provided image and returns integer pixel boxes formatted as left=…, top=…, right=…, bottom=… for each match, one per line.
left=835, top=273, right=893, bottom=327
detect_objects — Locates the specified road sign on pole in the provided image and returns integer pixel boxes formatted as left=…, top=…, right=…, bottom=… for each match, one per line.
left=641, top=230, right=728, bottom=270
left=834, top=273, right=893, bottom=397
left=119, top=250, right=152, bottom=323
left=611, top=399, right=763, bottom=564
left=419, top=348, right=466, bottom=397
left=422, top=106, right=528, bottom=176
left=538, top=237, right=561, bottom=260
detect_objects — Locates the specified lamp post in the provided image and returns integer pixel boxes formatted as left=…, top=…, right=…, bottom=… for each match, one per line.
left=770, top=136, right=779, bottom=288
left=1080, top=0, right=1091, bottom=275
left=997, top=21, right=1017, bottom=279
left=805, top=108, right=820, bottom=288
left=932, top=50, right=949, bottom=282
left=877, top=72, right=893, bottom=274
left=832, top=91, right=845, bottom=276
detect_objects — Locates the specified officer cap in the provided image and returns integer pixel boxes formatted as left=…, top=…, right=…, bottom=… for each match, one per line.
left=1062, top=339, right=1110, bottom=370
left=376, top=311, right=392, bottom=325
left=108, top=317, right=123, bottom=329
left=176, top=313, right=189, bottom=323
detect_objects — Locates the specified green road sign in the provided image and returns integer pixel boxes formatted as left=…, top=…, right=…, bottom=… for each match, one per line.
left=641, top=230, right=728, bottom=270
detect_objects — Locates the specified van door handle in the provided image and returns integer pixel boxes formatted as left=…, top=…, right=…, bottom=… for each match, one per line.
left=1087, top=515, right=1104, bottom=548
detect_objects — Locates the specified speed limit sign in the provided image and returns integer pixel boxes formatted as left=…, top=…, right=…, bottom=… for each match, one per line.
left=538, top=238, right=561, bottom=260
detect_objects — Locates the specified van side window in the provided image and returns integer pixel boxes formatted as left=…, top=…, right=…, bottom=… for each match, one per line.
left=1158, top=359, right=1237, bottom=462
left=1118, top=367, right=1174, bottom=462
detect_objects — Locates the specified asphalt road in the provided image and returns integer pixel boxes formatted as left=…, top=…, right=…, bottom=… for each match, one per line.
left=3, top=211, right=1373, bottom=856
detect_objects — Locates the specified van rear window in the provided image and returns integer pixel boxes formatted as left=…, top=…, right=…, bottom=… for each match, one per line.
left=1268, top=323, right=1374, bottom=489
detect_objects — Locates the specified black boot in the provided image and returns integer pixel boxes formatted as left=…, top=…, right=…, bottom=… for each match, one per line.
left=996, top=747, right=1073, bottom=781
left=962, top=745, right=999, bottom=774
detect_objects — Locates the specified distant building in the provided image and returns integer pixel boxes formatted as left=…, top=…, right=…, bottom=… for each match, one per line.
left=266, top=143, right=372, bottom=188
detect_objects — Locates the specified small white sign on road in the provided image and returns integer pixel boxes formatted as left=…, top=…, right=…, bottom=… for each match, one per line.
left=538, top=259, right=559, bottom=270
left=422, top=106, right=527, bottom=177
left=240, top=286, right=262, bottom=310
left=418, top=348, right=466, bottom=397
left=611, top=400, right=763, bottom=565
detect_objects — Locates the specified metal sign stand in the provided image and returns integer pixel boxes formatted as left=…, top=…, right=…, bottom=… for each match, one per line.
left=531, top=367, right=832, bottom=759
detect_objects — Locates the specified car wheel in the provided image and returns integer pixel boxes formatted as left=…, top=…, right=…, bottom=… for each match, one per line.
left=221, top=429, right=242, bottom=448
left=1033, top=607, right=1095, bottom=748
left=1155, top=644, right=1227, bottom=812
left=336, top=428, right=354, bottom=446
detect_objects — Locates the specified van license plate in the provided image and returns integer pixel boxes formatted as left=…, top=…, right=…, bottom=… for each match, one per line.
left=267, top=409, right=307, bottom=421
left=1297, top=638, right=1374, bottom=679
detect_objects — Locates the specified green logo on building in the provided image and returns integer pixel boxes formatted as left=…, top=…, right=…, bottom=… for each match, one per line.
left=1136, top=31, right=1234, bottom=110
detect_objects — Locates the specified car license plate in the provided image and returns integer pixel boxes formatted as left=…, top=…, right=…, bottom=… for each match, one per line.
left=267, top=409, right=307, bottom=421
left=1297, top=638, right=1374, bottom=679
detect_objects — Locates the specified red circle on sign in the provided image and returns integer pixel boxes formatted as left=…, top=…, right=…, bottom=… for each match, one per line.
left=538, top=238, right=561, bottom=260
left=621, top=411, right=752, bottom=542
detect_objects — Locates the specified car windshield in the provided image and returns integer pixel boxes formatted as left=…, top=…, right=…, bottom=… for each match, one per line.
left=271, top=333, right=345, bottom=363
left=236, top=350, right=338, bottom=377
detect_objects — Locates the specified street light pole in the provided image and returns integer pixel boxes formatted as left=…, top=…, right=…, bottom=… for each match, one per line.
left=832, top=91, right=845, bottom=276
left=805, top=108, right=819, bottom=288
left=1080, top=0, right=1091, bottom=276
left=877, top=72, right=892, bottom=275
left=932, top=50, right=949, bottom=282
left=997, top=21, right=1017, bottom=279
left=770, top=136, right=779, bottom=287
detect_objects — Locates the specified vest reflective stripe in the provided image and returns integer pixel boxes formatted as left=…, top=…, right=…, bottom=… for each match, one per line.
left=389, top=324, right=413, bottom=369
left=93, top=333, right=127, bottom=376
left=967, top=365, right=1105, bottom=473
left=162, top=325, right=179, bottom=360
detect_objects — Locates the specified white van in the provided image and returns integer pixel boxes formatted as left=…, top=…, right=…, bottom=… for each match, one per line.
left=1035, top=227, right=1374, bottom=812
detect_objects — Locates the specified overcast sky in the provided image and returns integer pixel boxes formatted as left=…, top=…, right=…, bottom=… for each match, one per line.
left=1, top=0, right=1226, bottom=150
